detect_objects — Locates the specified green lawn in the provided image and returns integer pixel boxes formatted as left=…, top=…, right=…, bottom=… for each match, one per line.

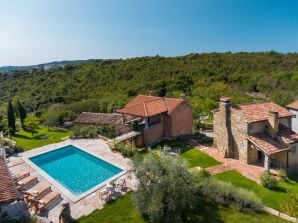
left=13, top=127, right=71, bottom=151
left=78, top=193, right=289, bottom=223
left=181, top=148, right=220, bottom=168
left=153, top=139, right=220, bottom=168
left=78, top=194, right=147, bottom=223
left=215, top=170, right=298, bottom=211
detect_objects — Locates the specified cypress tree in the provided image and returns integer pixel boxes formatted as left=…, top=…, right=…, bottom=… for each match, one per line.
left=17, top=100, right=27, bottom=129
left=7, top=100, right=16, bottom=135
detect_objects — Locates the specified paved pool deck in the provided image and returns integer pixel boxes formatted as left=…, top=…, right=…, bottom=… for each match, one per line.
left=7, top=138, right=137, bottom=223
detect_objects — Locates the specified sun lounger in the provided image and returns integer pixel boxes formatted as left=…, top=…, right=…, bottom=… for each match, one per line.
left=23, top=184, right=51, bottom=202
left=31, top=191, right=61, bottom=213
left=17, top=175, right=38, bottom=190
left=11, top=170, right=30, bottom=181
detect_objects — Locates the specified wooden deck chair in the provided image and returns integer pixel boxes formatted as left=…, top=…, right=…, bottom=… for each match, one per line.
left=17, top=175, right=38, bottom=190
left=11, top=170, right=30, bottom=181
left=31, top=191, right=61, bottom=213
left=23, top=184, right=51, bottom=202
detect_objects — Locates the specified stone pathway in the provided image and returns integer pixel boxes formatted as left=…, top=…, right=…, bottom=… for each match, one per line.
left=206, top=163, right=232, bottom=175
left=187, top=139, right=274, bottom=182
left=198, top=146, right=267, bottom=182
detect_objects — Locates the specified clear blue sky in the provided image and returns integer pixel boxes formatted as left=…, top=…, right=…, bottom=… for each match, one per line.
left=1, top=0, right=298, bottom=66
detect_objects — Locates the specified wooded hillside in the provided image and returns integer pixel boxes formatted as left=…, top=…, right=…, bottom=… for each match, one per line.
left=0, top=52, right=297, bottom=119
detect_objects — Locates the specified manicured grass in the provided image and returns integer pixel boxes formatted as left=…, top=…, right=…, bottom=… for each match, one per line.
left=181, top=148, right=220, bottom=168
left=78, top=193, right=289, bottom=223
left=215, top=170, right=298, bottom=211
left=78, top=194, right=147, bottom=223
left=13, top=127, right=71, bottom=151
left=153, top=139, right=220, bottom=168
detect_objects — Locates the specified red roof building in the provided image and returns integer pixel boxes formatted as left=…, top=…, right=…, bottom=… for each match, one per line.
left=213, top=97, right=298, bottom=171
left=116, top=94, right=193, bottom=147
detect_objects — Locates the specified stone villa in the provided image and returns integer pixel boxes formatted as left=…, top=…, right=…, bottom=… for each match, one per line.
left=213, top=97, right=298, bottom=171
left=287, top=100, right=298, bottom=133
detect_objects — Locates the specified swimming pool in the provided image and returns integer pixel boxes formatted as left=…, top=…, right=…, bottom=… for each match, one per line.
left=29, top=145, right=123, bottom=197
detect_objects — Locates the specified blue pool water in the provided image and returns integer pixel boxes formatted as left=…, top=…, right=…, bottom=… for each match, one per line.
left=29, top=145, right=122, bottom=196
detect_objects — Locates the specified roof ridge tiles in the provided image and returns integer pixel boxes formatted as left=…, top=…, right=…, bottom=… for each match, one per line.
left=143, top=102, right=148, bottom=116
left=162, top=98, right=169, bottom=112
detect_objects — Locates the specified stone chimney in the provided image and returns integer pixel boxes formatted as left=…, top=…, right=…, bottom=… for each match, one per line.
left=267, top=109, right=279, bottom=137
left=220, top=96, right=231, bottom=104
left=148, top=90, right=153, bottom=96
left=218, top=96, right=233, bottom=158
left=180, top=93, right=186, bottom=101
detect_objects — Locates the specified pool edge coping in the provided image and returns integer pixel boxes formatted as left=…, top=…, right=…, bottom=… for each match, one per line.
left=22, top=143, right=130, bottom=203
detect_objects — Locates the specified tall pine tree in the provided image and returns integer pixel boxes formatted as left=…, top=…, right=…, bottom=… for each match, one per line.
left=7, top=100, right=16, bottom=136
left=17, top=100, right=27, bottom=129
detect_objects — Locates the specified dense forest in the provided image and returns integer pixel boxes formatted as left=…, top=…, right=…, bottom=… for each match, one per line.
left=0, top=52, right=297, bottom=122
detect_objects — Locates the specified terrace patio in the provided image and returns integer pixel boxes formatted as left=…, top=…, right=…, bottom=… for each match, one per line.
left=6, top=138, right=136, bottom=223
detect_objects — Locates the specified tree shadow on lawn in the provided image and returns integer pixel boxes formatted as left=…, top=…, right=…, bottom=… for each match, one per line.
left=47, top=128, right=68, bottom=133
left=270, top=186, right=287, bottom=193
left=13, top=133, right=32, bottom=140
left=153, top=139, right=193, bottom=154
left=187, top=195, right=223, bottom=223
left=288, top=172, right=298, bottom=183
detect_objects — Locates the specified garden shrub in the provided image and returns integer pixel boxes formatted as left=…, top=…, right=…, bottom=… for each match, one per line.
left=197, top=168, right=211, bottom=179
left=198, top=178, right=262, bottom=211
left=277, top=169, right=287, bottom=180
left=97, top=125, right=116, bottom=138
left=14, top=146, right=24, bottom=153
left=260, top=171, right=278, bottom=189
left=72, top=126, right=98, bottom=138
left=281, top=194, right=298, bottom=217
left=108, top=141, right=137, bottom=158
left=130, top=120, right=138, bottom=131
left=0, top=139, right=14, bottom=148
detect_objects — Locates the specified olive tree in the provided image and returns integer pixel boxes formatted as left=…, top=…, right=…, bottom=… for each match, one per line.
left=24, top=116, right=40, bottom=135
left=133, top=152, right=196, bottom=223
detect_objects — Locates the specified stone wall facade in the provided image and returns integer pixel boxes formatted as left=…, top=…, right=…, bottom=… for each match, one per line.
left=230, top=111, right=249, bottom=162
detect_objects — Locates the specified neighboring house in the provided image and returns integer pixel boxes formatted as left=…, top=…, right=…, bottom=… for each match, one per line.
left=213, top=97, right=298, bottom=170
left=74, top=112, right=130, bottom=135
left=287, top=100, right=298, bottom=132
left=116, top=93, right=193, bottom=147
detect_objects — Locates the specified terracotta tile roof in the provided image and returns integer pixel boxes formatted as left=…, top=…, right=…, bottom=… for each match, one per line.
left=277, top=124, right=298, bottom=144
left=247, top=133, right=290, bottom=155
left=287, top=100, right=298, bottom=110
left=0, top=158, right=19, bottom=204
left=233, top=102, right=294, bottom=123
left=74, top=112, right=123, bottom=125
left=116, top=95, right=184, bottom=117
